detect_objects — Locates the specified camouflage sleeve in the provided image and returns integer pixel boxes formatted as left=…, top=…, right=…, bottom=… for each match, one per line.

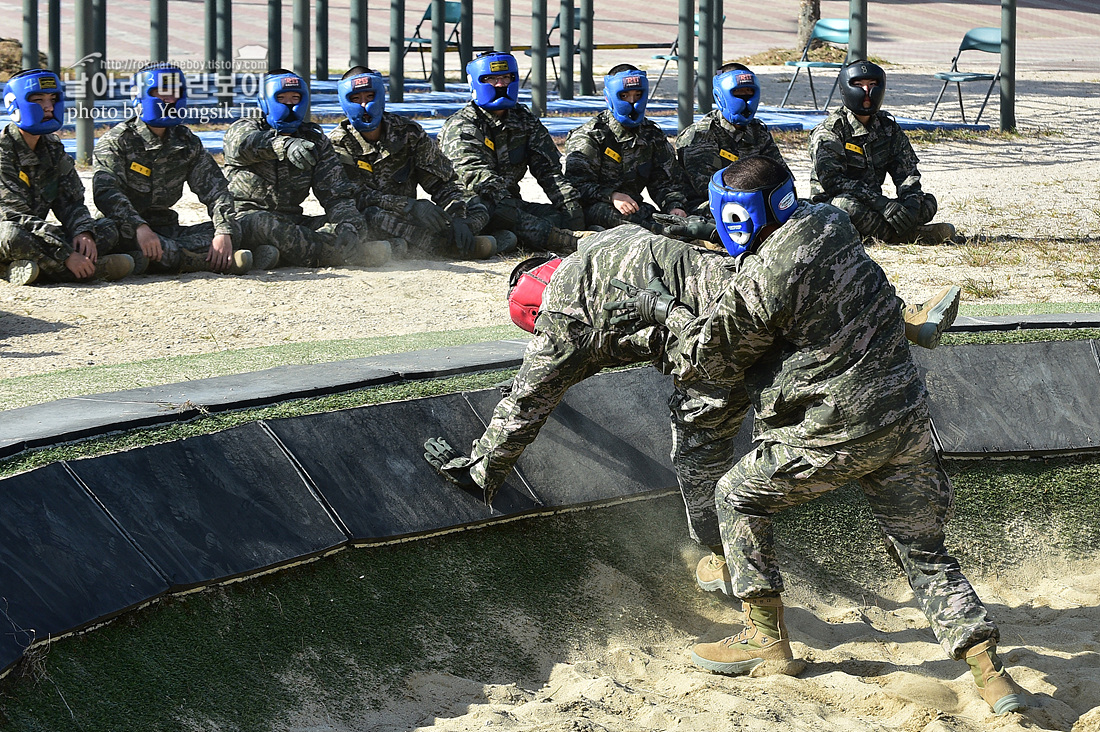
left=646, top=131, right=688, bottom=212
left=91, top=130, right=146, bottom=229
left=310, top=136, right=362, bottom=226
left=562, top=124, right=610, bottom=204
left=222, top=120, right=278, bottom=165
left=439, top=115, right=513, bottom=205
left=525, top=116, right=581, bottom=209
left=409, top=128, right=467, bottom=211
left=187, top=146, right=238, bottom=237
left=0, top=147, right=71, bottom=253
left=750, top=124, right=791, bottom=174
left=886, top=127, right=925, bottom=204
left=51, top=153, right=97, bottom=238
left=809, top=123, right=885, bottom=208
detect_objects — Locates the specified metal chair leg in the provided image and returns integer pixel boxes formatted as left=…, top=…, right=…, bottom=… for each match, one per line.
left=823, top=73, right=841, bottom=110
left=779, top=67, right=801, bottom=107
left=974, top=75, right=999, bottom=125
left=806, top=69, right=819, bottom=110
left=956, top=83, right=967, bottom=125
left=929, top=80, right=950, bottom=120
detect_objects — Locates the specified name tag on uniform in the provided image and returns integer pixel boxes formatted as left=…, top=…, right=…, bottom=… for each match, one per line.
left=130, top=161, right=152, bottom=176
left=484, top=137, right=495, bottom=150
left=719, top=149, right=738, bottom=162
left=845, top=142, right=864, bottom=155
left=603, top=147, right=622, bottom=163
left=18, top=171, right=29, bottom=186
left=357, top=160, right=373, bottom=171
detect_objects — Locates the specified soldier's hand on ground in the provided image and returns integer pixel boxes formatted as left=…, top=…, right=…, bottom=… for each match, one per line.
left=135, top=224, right=163, bottom=261
left=611, top=192, right=640, bottom=215
left=405, top=199, right=450, bottom=234
left=451, top=217, right=474, bottom=254
left=206, top=233, right=233, bottom=272
left=423, top=437, right=483, bottom=494
left=653, top=214, right=717, bottom=242
left=276, top=137, right=317, bottom=170
left=883, top=199, right=917, bottom=234
left=64, top=251, right=96, bottom=279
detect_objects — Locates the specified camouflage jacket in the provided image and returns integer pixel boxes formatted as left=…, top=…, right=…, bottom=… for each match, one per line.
left=808, top=107, right=926, bottom=211
left=674, top=111, right=789, bottom=211
left=666, top=202, right=925, bottom=447
left=328, top=114, right=487, bottom=226
left=92, top=116, right=237, bottom=236
left=0, top=122, right=96, bottom=259
left=438, top=102, right=580, bottom=211
left=562, top=111, right=687, bottom=212
left=222, top=117, right=359, bottom=224
left=543, top=223, right=737, bottom=372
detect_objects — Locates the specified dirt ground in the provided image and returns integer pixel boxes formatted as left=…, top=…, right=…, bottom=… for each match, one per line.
left=2, top=66, right=1099, bottom=381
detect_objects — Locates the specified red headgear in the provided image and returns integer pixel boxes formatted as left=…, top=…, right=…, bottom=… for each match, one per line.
left=507, top=255, right=563, bottom=333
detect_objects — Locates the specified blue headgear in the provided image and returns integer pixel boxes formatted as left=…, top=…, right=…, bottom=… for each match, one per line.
left=258, top=72, right=310, bottom=133
left=713, top=67, right=760, bottom=126
left=603, top=68, right=649, bottom=127
left=131, top=64, right=188, bottom=127
left=338, top=71, right=385, bottom=133
left=3, top=69, right=64, bottom=135
left=708, top=167, right=798, bottom=257
left=466, top=52, right=519, bottom=111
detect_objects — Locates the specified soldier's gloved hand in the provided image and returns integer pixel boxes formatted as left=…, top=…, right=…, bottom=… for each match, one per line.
left=603, top=262, right=683, bottom=327
left=276, top=137, right=317, bottom=170
left=424, top=437, right=499, bottom=505
left=563, top=204, right=586, bottom=232
left=405, top=199, right=450, bottom=234
left=653, top=213, right=718, bottom=242
left=883, top=199, right=917, bottom=234
left=450, top=218, right=474, bottom=254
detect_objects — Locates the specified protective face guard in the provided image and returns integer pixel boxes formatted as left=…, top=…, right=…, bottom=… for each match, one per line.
left=603, top=69, right=649, bottom=127
left=713, top=68, right=760, bottom=126
left=258, top=73, right=310, bottom=133
left=839, top=60, right=886, bottom=116
left=708, top=169, right=798, bottom=257
left=3, top=70, right=64, bottom=135
left=466, top=53, right=519, bottom=111
left=338, top=72, right=385, bottom=133
left=507, top=255, right=563, bottom=333
left=132, top=65, right=188, bottom=127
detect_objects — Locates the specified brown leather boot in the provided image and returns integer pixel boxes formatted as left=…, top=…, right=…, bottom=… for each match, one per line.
left=965, top=639, right=1026, bottom=714
left=695, top=553, right=733, bottom=595
left=691, top=596, right=802, bottom=676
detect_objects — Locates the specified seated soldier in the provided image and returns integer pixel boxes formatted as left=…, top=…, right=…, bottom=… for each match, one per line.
left=810, top=60, right=956, bottom=245
left=563, top=65, right=688, bottom=232
left=675, top=63, right=790, bottom=218
left=1, top=69, right=132, bottom=285
left=93, top=63, right=265, bottom=276
left=222, top=69, right=392, bottom=269
left=439, top=51, right=587, bottom=253
left=329, top=67, right=515, bottom=260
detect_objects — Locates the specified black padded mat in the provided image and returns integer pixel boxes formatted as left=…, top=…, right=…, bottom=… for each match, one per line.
left=914, top=340, right=1100, bottom=455
left=68, top=422, right=347, bottom=589
left=265, top=392, right=540, bottom=541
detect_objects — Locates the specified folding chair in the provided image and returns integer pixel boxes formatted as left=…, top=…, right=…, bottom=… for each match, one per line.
left=779, top=18, right=849, bottom=109
left=929, top=27, right=1001, bottom=125
left=522, top=8, right=582, bottom=90
left=403, top=1, right=462, bottom=80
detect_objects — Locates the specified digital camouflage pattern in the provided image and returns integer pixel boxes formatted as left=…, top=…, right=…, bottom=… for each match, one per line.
left=563, top=110, right=688, bottom=229
left=808, top=107, right=936, bottom=242
left=329, top=113, right=489, bottom=255
left=439, top=102, right=583, bottom=247
left=0, top=121, right=104, bottom=275
left=674, top=112, right=789, bottom=216
left=447, top=225, right=749, bottom=547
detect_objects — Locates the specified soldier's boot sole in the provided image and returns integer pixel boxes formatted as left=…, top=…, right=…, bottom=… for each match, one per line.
left=903, top=285, right=960, bottom=349
left=226, top=250, right=253, bottom=275
left=6, top=259, right=39, bottom=285
left=913, top=222, right=957, bottom=245
left=690, top=650, right=805, bottom=677
left=251, top=245, right=280, bottom=270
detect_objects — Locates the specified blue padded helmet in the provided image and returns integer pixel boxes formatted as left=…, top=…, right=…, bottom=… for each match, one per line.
left=3, top=69, right=64, bottom=135
left=338, top=70, right=385, bottom=133
left=258, top=71, right=310, bottom=133
left=713, top=66, right=760, bottom=126
left=131, top=64, right=188, bottom=127
left=466, top=52, right=519, bottom=111
left=708, top=164, right=798, bottom=257
left=603, top=68, right=649, bottom=127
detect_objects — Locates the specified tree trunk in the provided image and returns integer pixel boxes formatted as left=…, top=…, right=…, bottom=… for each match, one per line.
left=797, top=0, right=820, bottom=51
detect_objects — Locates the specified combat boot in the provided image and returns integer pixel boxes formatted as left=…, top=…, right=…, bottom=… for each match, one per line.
left=319, top=237, right=391, bottom=268
left=903, top=285, right=960, bottom=349
left=178, top=248, right=253, bottom=275
left=91, top=253, right=135, bottom=281
left=965, top=639, right=1026, bottom=715
left=470, top=230, right=519, bottom=259
left=5, top=259, right=39, bottom=285
left=251, top=244, right=280, bottom=270
left=696, top=553, right=734, bottom=595
left=546, top=227, right=583, bottom=254
left=691, top=596, right=801, bottom=676
left=913, top=222, right=957, bottom=245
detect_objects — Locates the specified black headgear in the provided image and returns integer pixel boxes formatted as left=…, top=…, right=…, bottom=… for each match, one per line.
left=839, top=60, right=886, bottom=116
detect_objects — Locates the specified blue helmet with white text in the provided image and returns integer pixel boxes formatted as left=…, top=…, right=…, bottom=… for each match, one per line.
left=713, top=64, right=760, bottom=126
left=338, top=68, right=385, bottom=133
left=258, top=70, right=310, bottom=133
left=131, top=64, right=188, bottom=127
left=603, top=66, right=649, bottom=127
left=708, top=157, right=798, bottom=257
left=3, top=69, right=64, bottom=135
left=466, top=52, right=519, bottom=111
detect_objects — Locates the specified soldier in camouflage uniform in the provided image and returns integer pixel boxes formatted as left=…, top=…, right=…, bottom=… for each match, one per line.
left=675, top=64, right=789, bottom=217
left=563, top=65, right=688, bottom=231
left=809, top=60, right=956, bottom=245
left=439, top=51, right=587, bottom=253
left=93, top=64, right=261, bottom=276
left=616, top=156, right=1024, bottom=715
left=329, top=67, right=511, bottom=260
left=1, top=69, right=131, bottom=286
left=223, top=70, right=392, bottom=269
left=424, top=225, right=750, bottom=553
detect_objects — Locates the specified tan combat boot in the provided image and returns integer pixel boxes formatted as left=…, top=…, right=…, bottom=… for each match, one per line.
left=691, top=596, right=802, bottom=676
left=179, top=248, right=253, bottom=275
left=965, top=639, right=1026, bottom=714
left=319, top=238, right=392, bottom=268
left=903, top=285, right=960, bottom=349
left=5, top=259, right=39, bottom=285
left=913, top=222, right=957, bottom=245
left=695, top=553, right=733, bottom=595
left=92, top=253, right=135, bottom=281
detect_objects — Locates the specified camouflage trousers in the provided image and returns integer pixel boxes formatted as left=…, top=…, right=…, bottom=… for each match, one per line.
left=486, top=199, right=572, bottom=250
left=717, top=402, right=998, bottom=660
left=104, top=221, right=219, bottom=273
left=235, top=210, right=343, bottom=267
left=829, top=192, right=937, bottom=243
left=0, top=218, right=118, bottom=280
left=362, top=207, right=453, bottom=258
left=583, top=201, right=661, bottom=232
left=460, top=313, right=746, bottom=547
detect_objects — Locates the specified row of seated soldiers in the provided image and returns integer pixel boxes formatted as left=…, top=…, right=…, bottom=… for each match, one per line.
left=0, top=53, right=954, bottom=285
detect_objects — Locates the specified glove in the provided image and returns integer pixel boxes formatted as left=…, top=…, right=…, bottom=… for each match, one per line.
left=652, top=213, right=718, bottom=242
left=603, top=262, right=684, bottom=327
left=451, top=217, right=474, bottom=255
left=404, top=199, right=450, bottom=235
left=883, top=199, right=917, bottom=234
left=424, top=437, right=497, bottom=505
left=563, top=205, right=586, bottom=232
left=278, top=137, right=317, bottom=170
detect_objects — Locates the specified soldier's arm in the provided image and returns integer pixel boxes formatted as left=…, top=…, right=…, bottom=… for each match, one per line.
left=51, top=153, right=97, bottom=239
left=91, top=132, right=146, bottom=231
left=439, top=117, right=512, bottom=205
left=646, top=133, right=689, bottom=213
left=809, top=125, right=886, bottom=207
left=311, top=136, right=362, bottom=226
left=187, top=147, right=238, bottom=237
left=222, top=120, right=278, bottom=165
left=751, top=124, right=792, bottom=176
left=413, top=131, right=468, bottom=211
left=561, top=127, right=608, bottom=204
left=527, top=120, right=580, bottom=208
left=0, top=147, right=71, bottom=252
left=887, top=129, right=925, bottom=204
